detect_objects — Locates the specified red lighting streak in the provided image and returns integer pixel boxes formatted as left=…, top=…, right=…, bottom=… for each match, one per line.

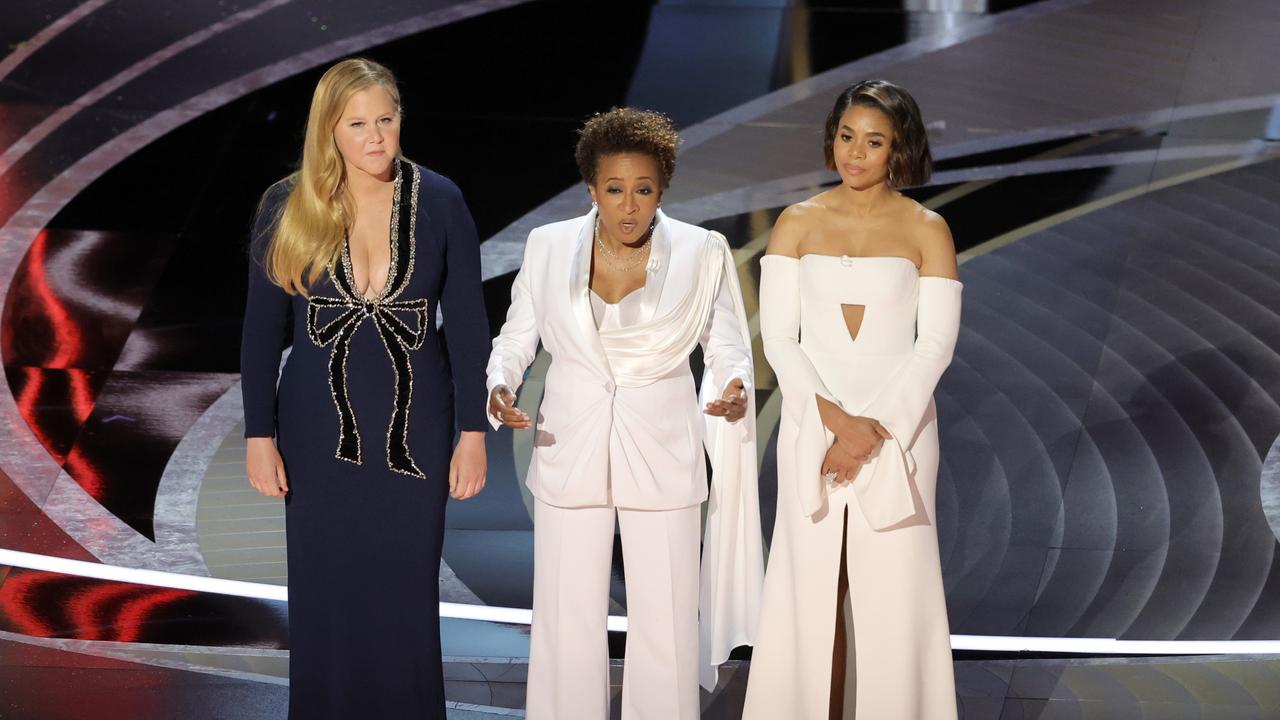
left=66, top=581, right=140, bottom=641
left=63, top=444, right=104, bottom=500
left=11, top=229, right=100, bottom=492
left=13, top=367, right=63, bottom=463
left=0, top=570, right=56, bottom=636
left=115, top=588, right=196, bottom=642
left=1, top=570, right=196, bottom=642
left=25, top=229, right=82, bottom=368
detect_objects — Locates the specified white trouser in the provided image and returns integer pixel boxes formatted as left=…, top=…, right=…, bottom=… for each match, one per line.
left=526, top=497, right=701, bottom=720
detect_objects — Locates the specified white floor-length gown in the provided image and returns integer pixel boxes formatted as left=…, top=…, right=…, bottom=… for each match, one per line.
left=744, top=254, right=961, bottom=720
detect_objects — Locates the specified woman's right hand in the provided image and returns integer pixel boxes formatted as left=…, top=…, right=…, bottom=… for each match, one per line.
left=816, top=395, right=890, bottom=460
left=489, top=385, right=532, bottom=429
left=246, top=436, right=289, bottom=498
left=834, top=415, right=891, bottom=461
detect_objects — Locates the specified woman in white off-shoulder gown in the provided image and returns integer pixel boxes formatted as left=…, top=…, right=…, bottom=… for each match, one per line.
left=744, top=81, right=961, bottom=719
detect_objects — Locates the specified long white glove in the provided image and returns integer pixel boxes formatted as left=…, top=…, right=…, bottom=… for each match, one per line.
left=759, top=256, right=845, bottom=518
left=758, top=255, right=839, bottom=406
left=860, top=275, right=963, bottom=454
left=855, top=275, right=962, bottom=528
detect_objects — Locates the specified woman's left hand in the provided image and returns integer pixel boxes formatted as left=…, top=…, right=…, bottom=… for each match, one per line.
left=449, top=431, right=487, bottom=500
left=704, top=377, right=748, bottom=422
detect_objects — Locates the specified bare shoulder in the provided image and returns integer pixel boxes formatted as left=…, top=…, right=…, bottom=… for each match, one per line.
left=765, top=198, right=824, bottom=257
left=901, top=199, right=958, bottom=279
left=907, top=202, right=953, bottom=248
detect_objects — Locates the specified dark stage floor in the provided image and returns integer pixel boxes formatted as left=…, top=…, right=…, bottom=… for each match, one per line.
left=3, top=0, right=1280, bottom=717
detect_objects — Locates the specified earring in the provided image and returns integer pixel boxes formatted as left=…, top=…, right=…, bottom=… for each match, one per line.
left=591, top=200, right=597, bottom=208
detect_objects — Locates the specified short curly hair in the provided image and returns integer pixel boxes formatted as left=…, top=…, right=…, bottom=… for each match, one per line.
left=575, top=107, right=681, bottom=189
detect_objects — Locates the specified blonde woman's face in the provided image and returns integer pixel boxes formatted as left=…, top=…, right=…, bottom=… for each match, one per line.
left=333, top=84, right=400, bottom=181
left=833, top=104, right=894, bottom=190
left=587, top=152, right=662, bottom=246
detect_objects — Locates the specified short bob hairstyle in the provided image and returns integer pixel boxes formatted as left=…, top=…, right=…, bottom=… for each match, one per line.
left=823, top=80, right=932, bottom=188
left=575, top=107, right=681, bottom=189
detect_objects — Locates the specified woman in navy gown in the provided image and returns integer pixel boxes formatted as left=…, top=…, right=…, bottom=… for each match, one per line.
left=240, top=58, right=489, bottom=719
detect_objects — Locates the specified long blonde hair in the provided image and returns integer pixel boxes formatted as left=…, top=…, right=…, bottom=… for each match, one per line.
left=264, top=58, right=403, bottom=295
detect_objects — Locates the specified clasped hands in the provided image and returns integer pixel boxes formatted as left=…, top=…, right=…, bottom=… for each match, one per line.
left=489, top=377, right=749, bottom=430
left=816, top=395, right=892, bottom=485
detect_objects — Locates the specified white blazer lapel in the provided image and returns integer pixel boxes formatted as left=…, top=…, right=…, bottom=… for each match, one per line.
left=567, top=209, right=614, bottom=379
left=636, top=209, right=672, bottom=324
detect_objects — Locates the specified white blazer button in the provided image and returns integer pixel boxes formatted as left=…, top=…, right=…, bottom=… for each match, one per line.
left=603, top=381, right=615, bottom=394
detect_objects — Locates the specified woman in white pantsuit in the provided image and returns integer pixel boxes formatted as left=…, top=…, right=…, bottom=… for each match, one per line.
left=486, top=108, right=763, bottom=720
left=743, top=81, right=961, bottom=719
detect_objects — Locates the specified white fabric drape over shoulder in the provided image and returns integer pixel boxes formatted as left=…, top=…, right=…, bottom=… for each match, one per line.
left=599, top=233, right=764, bottom=690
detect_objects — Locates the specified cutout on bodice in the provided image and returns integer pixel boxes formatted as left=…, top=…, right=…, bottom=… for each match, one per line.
left=841, top=304, right=865, bottom=341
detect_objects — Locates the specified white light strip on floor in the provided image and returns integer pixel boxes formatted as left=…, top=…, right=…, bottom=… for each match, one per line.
left=3, top=548, right=1278, bottom=652
left=950, top=634, right=1280, bottom=655
left=0, top=548, right=289, bottom=601
left=0, top=548, right=630, bottom=632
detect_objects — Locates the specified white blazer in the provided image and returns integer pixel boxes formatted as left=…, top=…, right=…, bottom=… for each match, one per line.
left=487, top=208, right=765, bottom=688
left=486, top=208, right=754, bottom=510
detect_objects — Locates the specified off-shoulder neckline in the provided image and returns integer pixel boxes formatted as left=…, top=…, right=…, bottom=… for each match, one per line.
left=762, top=253, right=963, bottom=285
left=762, top=254, right=918, bottom=269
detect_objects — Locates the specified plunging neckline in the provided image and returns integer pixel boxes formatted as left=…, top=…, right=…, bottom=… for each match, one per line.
left=340, top=168, right=403, bottom=304
left=345, top=227, right=394, bottom=302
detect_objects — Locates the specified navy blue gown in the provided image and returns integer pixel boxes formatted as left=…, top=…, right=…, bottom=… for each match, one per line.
left=240, top=161, right=489, bottom=719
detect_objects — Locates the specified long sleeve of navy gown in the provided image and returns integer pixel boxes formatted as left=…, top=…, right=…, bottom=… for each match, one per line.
left=240, top=183, right=293, bottom=439
left=437, top=180, right=491, bottom=432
